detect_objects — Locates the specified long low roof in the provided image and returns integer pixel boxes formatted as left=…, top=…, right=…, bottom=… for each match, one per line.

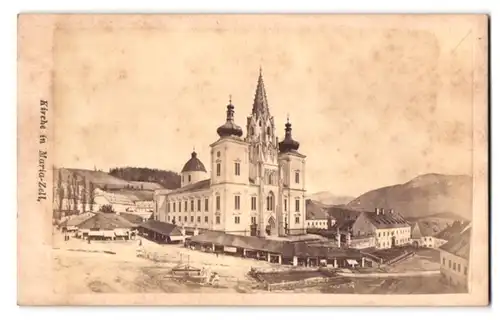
left=76, top=213, right=136, bottom=230
left=138, top=220, right=183, bottom=237
left=189, top=231, right=362, bottom=259
left=189, top=230, right=291, bottom=255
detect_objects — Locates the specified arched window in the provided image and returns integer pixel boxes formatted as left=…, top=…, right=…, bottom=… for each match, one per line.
left=266, top=192, right=275, bottom=211
left=266, top=127, right=271, bottom=136
left=268, top=172, right=273, bottom=185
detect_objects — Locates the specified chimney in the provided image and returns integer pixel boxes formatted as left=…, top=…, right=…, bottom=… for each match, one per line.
left=381, top=208, right=385, bottom=215
left=389, top=209, right=394, bottom=214
left=375, top=208, right=378, bottom=215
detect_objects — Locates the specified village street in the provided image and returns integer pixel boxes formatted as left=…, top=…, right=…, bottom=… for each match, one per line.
left=51, top=228, right=457, bottom=295
left=52, top=230, right=278, bottom=294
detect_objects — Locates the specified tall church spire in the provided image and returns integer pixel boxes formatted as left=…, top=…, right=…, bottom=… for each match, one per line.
left=252, top=67, right=269, bottom=116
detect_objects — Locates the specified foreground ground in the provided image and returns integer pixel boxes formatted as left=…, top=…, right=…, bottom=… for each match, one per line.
left=52, top=231, right=461, bottom=294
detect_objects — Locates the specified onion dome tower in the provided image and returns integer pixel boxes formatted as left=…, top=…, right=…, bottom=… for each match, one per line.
left=217, top=97, right=243, bottom=138
left=180, top=149, right=208, bottom=187
left=278, top=117, right=300, bottom=153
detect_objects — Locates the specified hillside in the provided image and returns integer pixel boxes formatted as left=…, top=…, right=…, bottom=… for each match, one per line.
left=307, top=191, right=354, bottom=206
left=347, top=173, right=472, bottom=220
left=56, top=168, right=130, bottom=189
left=109, top=167, right=181, bottom=190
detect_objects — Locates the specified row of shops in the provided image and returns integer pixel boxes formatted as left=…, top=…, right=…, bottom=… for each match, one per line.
left=60, top=216, right=370, bottom=268
left=185, top=230, right=368, bottom=268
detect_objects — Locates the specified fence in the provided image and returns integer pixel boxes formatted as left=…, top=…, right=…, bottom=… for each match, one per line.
left=386, top=251, right=415, bottom=265
left=266, top=276, right=351, bottom=291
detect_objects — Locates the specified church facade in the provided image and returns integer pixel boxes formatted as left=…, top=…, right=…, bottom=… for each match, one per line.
left=154, top=70, right=307, bottom=237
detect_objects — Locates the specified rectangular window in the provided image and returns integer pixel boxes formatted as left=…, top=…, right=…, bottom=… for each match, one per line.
left=204, top=216, right=208, bottom=223
left=197, top=216, right=201, bottom=223
left=235, top=195, right=240, bottom=210
left=235, top=162, right=240, bottom=176
left=284, top=199, right=287, bottom=212
left=458, top=264, right=461, bottom=273
left=216, top=196, right=221, bottom=211
left=191, top=216, right=194, bottom=223
left=464, top=266, right=468, bottom=275
left=216, top=163, right=221, bottom=176
left=251, top=216, right=256, bottom=225
left=197, top=199, right=201, bottom=211
left=184, top=216, right=187, bottom=222
left=190, top=200, right=194, bottom=212
left=173, top=202, right=176, bottom=212
left=178, top=216, right=181, bottom=223
left=295, top=171, right=300, bottom=183
left=295, top=199, right=300, bottom=212
left=251, top=196, right=257, bottom=211
left=179, top=202, right=181, bottom=212
left=167, top=202, right=170, bottom=213
left=453, top=262, right=456, bottom=271
left=205, top=198, right=209, bottom=211
left=216, top=216, right=220, bottom=224
left=235, top=216, right=240, bottom=224
left=188, top=175, right=191, bottom=182
left=184, top=201, right=187, bottom=212
left=167, top=215, right=170, bottom=222
left=295, top=216, right=300, bottom=224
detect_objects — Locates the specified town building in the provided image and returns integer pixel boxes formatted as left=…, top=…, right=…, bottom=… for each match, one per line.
left=410, top=220, right=449, bottom=248
left=75, top=212, right=137, bottom=240
left=94, top=189, right=136, bottom=213
left=351, top=208, right=411, bottom=249
left=305, top=200, right=332, bottom=230
left=433, top=220, right=470, bottom=248
left=155, top=69, right=307, bottom=237
left=137, top=220, right=185, bottom=244
left=439, top=226, right=471, bottom=291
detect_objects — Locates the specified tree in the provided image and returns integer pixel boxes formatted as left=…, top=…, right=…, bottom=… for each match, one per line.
left=72, top=173, right=79, bottom=213
left=56, top=169, right=64, bottom=213
left=81, top=176, right=87, bottom=213
left=89, top=182, right=96, bottom=211
left=66, top=183, right=72, bottom=213
left=99, top=204, right=115, bottom=213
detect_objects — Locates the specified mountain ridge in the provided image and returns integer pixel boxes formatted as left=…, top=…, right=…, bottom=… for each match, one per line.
left=346, top=173, right=472, bottom=220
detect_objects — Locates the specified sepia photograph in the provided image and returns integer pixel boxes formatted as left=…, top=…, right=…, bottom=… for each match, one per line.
left=17, top=13, right=489, bottom=306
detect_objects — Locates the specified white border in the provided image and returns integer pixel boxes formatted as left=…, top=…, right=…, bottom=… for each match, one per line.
left=2, top=0, right=497, bottom=318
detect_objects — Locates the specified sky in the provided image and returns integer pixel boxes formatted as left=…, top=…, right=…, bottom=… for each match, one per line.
left=52, top=15, right=477, bottom=196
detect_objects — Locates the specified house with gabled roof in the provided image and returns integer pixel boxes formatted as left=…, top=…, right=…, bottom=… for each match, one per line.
left=352, top=208, right=411, bottom=249
left=439, top=226, right=471, bottom=290
left=305, top=200, right=331, bottom=230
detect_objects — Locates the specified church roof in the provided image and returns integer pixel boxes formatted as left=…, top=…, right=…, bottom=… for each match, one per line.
left=252, top=67, right=270, bottom=116
left=279, top=119, right=300, bottom=153
left=167, top=178, right=211, bottom=196
left=181, top=151, right=207, bottom=173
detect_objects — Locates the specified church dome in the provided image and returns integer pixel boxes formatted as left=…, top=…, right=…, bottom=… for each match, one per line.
left=217, top=99, right=243, bottom=138
left=181, top=151, right=207, bottom=173
left=279, top=119, right=300, bottom=153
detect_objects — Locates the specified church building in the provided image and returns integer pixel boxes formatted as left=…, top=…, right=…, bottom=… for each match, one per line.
left=154, top=69, right=307, bottom=237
